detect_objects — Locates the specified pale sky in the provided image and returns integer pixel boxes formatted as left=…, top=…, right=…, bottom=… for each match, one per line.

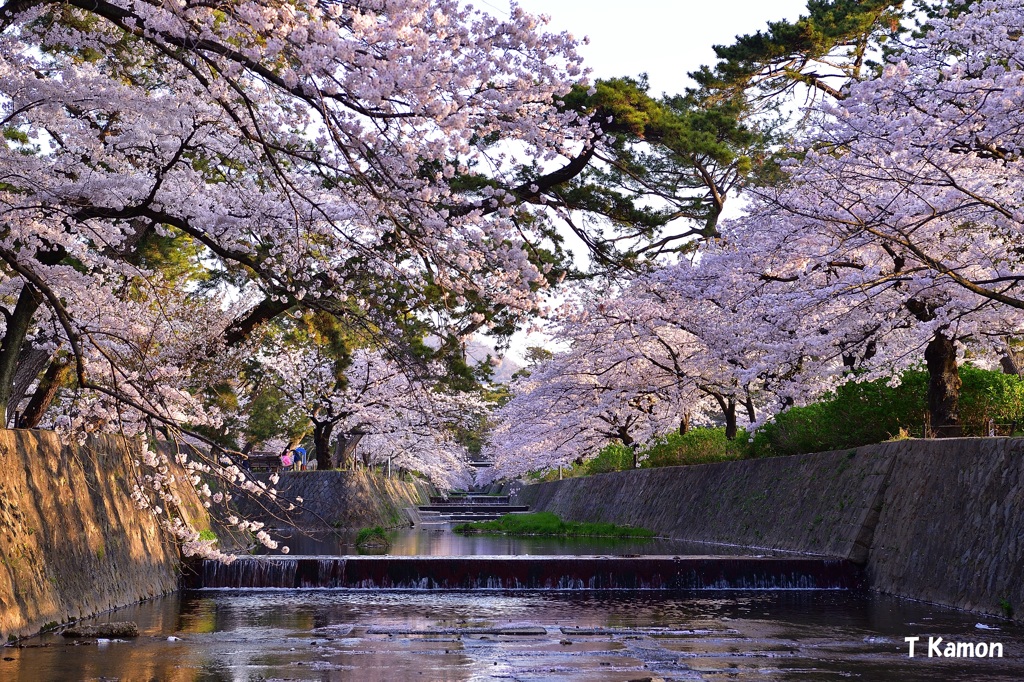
left=500, top=0, right=810, bottom=96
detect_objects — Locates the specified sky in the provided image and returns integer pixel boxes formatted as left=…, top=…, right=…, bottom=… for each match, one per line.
left=495, top=0, right=810, bottom=96
left=473, top=1, right=812, bottom=363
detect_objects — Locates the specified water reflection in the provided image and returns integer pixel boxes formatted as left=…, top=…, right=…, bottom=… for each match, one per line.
left=7, top=591, right=1023, bottom=681
left=253, top=527, right=796, bottom=557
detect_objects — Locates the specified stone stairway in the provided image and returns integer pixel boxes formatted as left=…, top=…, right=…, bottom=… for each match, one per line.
left=418, top=493, right=529, bottom=524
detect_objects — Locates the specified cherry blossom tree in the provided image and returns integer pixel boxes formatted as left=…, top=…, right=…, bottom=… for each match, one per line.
left=0, top=0, right=596, bottom=553
left=0, top=0, right=596, bottom=416
left=699, top=0, right=1024, bottom=434
left=488, top=0, right=1024, bottom=480
left=255, top=342, right=476, bottom=488
left=484, top=290, right=690, bottom=480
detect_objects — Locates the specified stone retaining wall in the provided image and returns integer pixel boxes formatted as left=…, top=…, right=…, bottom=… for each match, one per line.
left=0, top=432, right=433, bottom=642
left=0, top=431, right=197, bottom=642
left=237, top=470, right=433, bottom=529
left=867, top=439, right=1024, bottom=617
left=515, top=438, right=1024, bottom=620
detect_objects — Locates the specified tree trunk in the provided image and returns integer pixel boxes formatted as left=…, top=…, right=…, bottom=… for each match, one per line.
left=742, top=392, right=756, bottom=425
left=724, top=401, right=737, bottom=440
left=999, top=341, right=1024, bottom=377
left=925, top=332, right=962, bottom=437
left=0, top=284, right=43, bottom=421
left=332, top=433, right=363, bottom=469
left=708, top=391, right=739, bottom=439
left=313, top=421, right=335, bottom=470
left=712, top=393, right=738, bottom=440
left=679, top=412, right=690, bottom=435
left=7, top=346, right=52, bottom=425
left=617, top=426, right=637, bottom=468
left=17, top=355, right=71, bottom=428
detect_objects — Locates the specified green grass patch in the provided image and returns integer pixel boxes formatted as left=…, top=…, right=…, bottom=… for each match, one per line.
left=452, top=512, right=654, bottom=538
left=354, top=526, right=391, bottom=549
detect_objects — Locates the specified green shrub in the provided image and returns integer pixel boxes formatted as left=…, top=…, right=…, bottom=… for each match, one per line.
left=641, top=427, right=750, bottom=468
left=751, top=365, right=1024, bottom=458
left=584, top=442, right=635, bottom=475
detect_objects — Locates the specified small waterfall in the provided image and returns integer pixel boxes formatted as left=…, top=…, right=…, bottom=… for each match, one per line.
left=200, top=558, right=299, bottom=588
left=184, top=556, right=863, bottom=591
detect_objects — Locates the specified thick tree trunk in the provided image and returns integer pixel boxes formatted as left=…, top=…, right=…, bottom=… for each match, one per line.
left=17, top=355, right=71, bottom=428
left=7, top=346, right=52, bottom=425
left=679, top=412, right=690, bottom=435
left=617, top=426, right=637, bottom=468
left=925, top=332, right=962, bottom=437
left=0, top=284, right=43, bottom=421
left=711, top=394, right=738, bottom=440
left=724, top=403, right=737, bottom=440
left=332, top=433, right=363, bottom=469
left=709, top=392, right=739, bottom=440
left=313, top=421, right=335, bottom=470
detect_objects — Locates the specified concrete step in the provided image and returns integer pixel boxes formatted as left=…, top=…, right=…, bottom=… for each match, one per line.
left=418, top=505, right=529, bottom=514
left=429, top=495, right=510, bottom=505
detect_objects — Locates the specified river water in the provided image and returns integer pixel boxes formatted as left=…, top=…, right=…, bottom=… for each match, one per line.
left=6, top=528, right=1023, bottom=680
left=252, top=528, right=797, bottom=557
left=6, top=587, right=1023, bottom=680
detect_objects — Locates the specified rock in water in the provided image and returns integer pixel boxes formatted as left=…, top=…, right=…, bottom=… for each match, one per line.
left=62, top=622, right=139, bottom=638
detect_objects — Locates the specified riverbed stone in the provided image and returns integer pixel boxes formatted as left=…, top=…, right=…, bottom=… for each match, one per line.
left=62, top=621, right=139, bottom=638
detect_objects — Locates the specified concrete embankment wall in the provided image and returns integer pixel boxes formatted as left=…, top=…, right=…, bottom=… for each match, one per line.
left=515, top=438, right=1024, bottom=620
left=0, top=432, right=433, bottom=641
left=239, top=470, right=433, bottom=529
left=0, top=430, right=201, bottom=642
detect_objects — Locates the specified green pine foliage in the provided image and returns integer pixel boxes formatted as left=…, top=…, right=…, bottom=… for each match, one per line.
left=691, top=0, right=911, bottom=103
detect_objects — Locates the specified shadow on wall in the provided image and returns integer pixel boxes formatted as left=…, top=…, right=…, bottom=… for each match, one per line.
left=0, top=430, right=205, bottom=641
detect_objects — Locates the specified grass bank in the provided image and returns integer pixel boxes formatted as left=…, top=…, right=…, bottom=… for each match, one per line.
left=452, top=512, right=654, bottom=538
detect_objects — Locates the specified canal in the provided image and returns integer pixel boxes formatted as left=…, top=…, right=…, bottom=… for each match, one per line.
left=5, top=588, right=1023, bottom=680
left=5, top=526, right=1023, bottom=680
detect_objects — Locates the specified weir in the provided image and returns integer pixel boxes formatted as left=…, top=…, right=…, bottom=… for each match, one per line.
left=183, top=555, right=862, bottom=590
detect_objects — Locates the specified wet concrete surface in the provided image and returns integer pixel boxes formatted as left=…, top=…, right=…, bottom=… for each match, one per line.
left=4, top=590, right=1023, bottom=681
